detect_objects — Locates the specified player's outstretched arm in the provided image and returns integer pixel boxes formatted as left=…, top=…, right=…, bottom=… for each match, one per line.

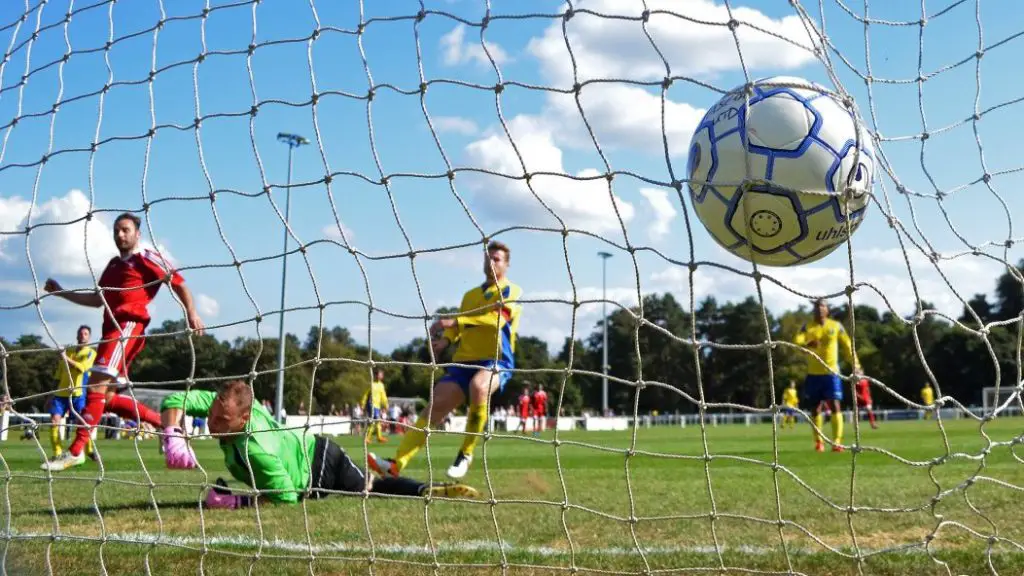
left=837, top=325, right=860, bottom=372
left=159, top=390, right=216, bottom=469
left=64, top=348, right=96, bottom=375
left=43, top=278, right=103, bottom=308
left=170, top=281, right=205, bottom=336
left=206, top=449, right=298, bottom=510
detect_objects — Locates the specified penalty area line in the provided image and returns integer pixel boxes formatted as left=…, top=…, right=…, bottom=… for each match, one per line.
left=5, top=530, right=940, bottom=558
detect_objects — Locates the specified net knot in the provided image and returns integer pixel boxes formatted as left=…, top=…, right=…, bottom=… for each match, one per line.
left=727, top=19, right=740, bottom=31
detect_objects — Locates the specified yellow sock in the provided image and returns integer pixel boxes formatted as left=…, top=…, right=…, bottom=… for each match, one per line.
left=394, top=415, right=429, bottom=472
left=364, top=422, right=377, bottom=443
left=85, top=438, right=94, bottom=456
left=49, top=425, right=63, bottom=457
left=831, top=411, right=843, bottom=444
left=813, top=413, right=824, bottom=444
left=459, top=402, right=489, bottom=457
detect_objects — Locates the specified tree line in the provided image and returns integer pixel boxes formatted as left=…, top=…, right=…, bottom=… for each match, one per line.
left=3, top=262, right=1022, bottom=415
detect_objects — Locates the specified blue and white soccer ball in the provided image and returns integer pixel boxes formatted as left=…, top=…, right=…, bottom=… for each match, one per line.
left=687, top=76, right=875, bottom=267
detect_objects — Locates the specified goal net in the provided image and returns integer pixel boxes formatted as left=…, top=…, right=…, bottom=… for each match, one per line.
left=2, top=0, right=1023, bottom=575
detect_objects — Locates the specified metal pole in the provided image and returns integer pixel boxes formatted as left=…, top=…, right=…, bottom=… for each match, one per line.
left=275, top=133, right=308, bottom=423
left=598, top=251, right=612, bottom=416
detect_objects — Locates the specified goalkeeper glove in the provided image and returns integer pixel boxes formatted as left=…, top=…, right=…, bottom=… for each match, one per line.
left=205, top=478, right=253, bottom=510
left=162, top=426, right=198, bottom=469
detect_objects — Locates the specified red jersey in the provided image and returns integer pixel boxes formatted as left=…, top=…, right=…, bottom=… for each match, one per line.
left=98, top=249, right=183, bottom=327
left=856, top=378, right=871, bottom=400
left=532, top=390, right=548, bottom=414
left=518, top=393, right=531, bottom=416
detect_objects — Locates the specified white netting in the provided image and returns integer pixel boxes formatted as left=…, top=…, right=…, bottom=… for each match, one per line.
left=1, top=1, right=1023, bottom=575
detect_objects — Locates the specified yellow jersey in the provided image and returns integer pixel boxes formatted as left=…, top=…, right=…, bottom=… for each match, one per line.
left=54, top=346, right=96, bottom=398
left=793, top=318, right=857, bottom=376
left=921, top=386, right=934, bottom=406
left=782, top=387, right=799, bottom=407
left=442, top=278, right=522, bottom=365
left=360, top=380, right=388, bottom=411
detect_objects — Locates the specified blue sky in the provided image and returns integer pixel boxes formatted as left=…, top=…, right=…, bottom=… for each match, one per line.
left=2, top=0, right=1023, bottom=355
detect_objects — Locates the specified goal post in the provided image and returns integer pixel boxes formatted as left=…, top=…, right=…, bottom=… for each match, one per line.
left=2, top=1, right=1024, bottom=575
left=982, top=385, right=1024, bottom=419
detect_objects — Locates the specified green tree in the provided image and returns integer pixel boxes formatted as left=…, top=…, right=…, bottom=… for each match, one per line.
left=224, top=335, right=312, bottom=414
left=131, top=319, right=229, bottom=388
left=2, top=335, right=56, bottom=411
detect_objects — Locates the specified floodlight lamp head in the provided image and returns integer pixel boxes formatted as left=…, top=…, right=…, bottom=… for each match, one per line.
left=597, top=251, right=613, bottom=259
left=277, top=132, right=310, bottom=147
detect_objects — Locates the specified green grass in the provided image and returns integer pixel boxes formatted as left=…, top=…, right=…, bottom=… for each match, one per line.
left=2, top=417, right=1023, bottom=575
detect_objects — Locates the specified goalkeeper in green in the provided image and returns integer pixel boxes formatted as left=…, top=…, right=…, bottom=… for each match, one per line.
left=160, top=380, right=479, bottom=509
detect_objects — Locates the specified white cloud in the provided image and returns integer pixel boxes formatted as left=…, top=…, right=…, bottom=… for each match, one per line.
left=0, top=280, right=35, bottom=297
left=0, top=196, right=31, bottom=261
left=0, top=189, right=176, bottom=279
left=440, top=24, right=510, bottom=67
left=514, top=0, right=819, bottom=158
left=528, top=0, right=819, bottom=85
left=195, top=293, right=220, bottom=318
left=456, top=0, right=819, bottom=233
left=321, top=222, right=355, bottom=243
left=639, top=188, right=677, bottom=241
left=431, top=116, right=479, bottom=136
left=463, top=115, right=635, bottom=235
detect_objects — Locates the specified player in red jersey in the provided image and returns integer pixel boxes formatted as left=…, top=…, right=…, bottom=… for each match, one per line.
left=854, top=370, right=878, bottom=429
left=531, top=384, right=548, bottom=435
left=41, top=213, right=206, bottom=471
left=515, top=387, right=532, bottom=434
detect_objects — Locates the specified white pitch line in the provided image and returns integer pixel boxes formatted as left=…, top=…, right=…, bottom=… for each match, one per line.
left=3, top=530, right=947, bottom=558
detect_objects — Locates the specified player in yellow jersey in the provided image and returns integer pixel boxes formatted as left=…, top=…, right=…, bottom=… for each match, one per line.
left=48, top=326, right=97, bottom=460
left=793, top=299, right=860, bottom=453
left=360, top=369, right=390, bottom=443
left=781, top=380, right=799, bottom=429
left=369, top=240, right=522, bottom=480
left=920, top=383, right=935, bottom=419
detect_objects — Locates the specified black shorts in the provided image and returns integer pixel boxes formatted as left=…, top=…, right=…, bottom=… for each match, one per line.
left=308, top=436, right=366, bottom=498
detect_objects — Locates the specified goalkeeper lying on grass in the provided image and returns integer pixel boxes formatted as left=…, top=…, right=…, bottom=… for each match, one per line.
left=159, top=380, right=479, bottom=509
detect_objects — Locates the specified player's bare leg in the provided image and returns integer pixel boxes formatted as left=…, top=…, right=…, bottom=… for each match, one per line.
left=448, top=369, right=501, bottom=479
left=369, top=381, right=463, bottom=478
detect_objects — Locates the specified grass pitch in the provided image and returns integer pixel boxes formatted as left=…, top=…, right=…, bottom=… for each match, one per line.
left=2, top=416, right=1023, bottom=575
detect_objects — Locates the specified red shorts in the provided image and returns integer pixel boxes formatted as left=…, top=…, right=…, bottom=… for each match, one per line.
left=533, top=410, right=546, bottom=418
left=857, top=395, right=872, bottom=409
left=91, top=320, right=148, bottom=383
left=519, top=411, right=530, bottom=420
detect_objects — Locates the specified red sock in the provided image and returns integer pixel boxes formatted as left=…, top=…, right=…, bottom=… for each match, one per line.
left=868, top=411, right=876, bottom=426
left=69, top=392, right=106, bottom=456
left=106, top=393, right=161, bottom=426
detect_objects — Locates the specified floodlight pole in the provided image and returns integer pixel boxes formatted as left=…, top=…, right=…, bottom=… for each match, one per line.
left=598, top=251, right=613, bottom=416
left=274, top=132, right=309, bottom=423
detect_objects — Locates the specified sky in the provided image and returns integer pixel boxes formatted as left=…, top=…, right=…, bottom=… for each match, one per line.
left=1, top=0, right=1023, bottom=357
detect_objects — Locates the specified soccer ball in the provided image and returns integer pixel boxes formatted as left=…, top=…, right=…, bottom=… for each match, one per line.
left=687, top=76, right=875, bottom=267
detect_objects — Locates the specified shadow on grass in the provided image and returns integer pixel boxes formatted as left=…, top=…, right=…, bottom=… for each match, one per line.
left=14, top=500, right=200, bottom=517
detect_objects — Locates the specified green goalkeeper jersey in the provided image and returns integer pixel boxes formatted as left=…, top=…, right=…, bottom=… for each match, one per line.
left=161, top=390, right=316, bottom=503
